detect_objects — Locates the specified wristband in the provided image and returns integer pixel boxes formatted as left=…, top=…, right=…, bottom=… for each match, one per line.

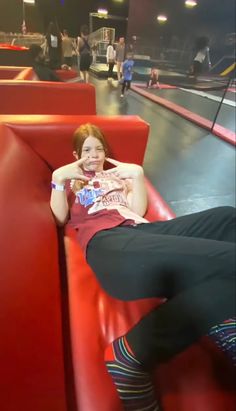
left=51, top=181, right=65, bottom=191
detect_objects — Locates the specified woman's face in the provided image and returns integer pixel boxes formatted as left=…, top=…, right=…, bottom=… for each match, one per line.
left=79, top=136, right=106, bottom=172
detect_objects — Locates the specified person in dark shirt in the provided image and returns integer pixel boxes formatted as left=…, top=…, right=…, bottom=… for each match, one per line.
left=29, top=44, right=62, bottom=82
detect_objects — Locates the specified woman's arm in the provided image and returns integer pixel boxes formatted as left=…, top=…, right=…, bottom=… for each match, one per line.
left=127, top=170, right=147, bottom=216
left=50, top=157, right=89, bottom=226
left=105, top=158, right=148, bottom=217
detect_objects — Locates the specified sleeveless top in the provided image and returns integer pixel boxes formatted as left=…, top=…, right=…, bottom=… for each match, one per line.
left=80, top=38, right=91, bottom=55
left=68, top=171, right=148, bottom=256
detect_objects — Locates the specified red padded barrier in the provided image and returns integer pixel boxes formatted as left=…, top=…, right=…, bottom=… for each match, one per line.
left=0, top=81, right=96, bottom=114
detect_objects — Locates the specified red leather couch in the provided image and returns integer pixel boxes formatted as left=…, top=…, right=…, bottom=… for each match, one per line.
left=0, top=80, right=96, bottom=115
left=0, top=115, right=235, bottom=411
left=0, top=65, right=79, bottom=81
left=0, top=65, right=28, bottom=79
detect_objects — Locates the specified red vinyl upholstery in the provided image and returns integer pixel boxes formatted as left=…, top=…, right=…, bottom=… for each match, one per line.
left=0, top=80, right=96, bottom=114
left=14, top=66, right=39, bottom=80
left=0, top=65, right=27, bottom=79
left=0, top=65, right=78, bottom=81
left=0, top=115, right=235, bottom=411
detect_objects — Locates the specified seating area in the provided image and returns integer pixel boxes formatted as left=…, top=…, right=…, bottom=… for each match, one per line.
left=0, top=75, right=235, bottom=411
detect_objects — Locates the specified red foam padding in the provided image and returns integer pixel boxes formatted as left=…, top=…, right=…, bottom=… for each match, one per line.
left=131, top=85, right=236, bottom=146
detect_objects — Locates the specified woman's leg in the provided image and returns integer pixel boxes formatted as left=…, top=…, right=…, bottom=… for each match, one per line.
left=126, top=80, right=131, bottom=91
left=87, top=207, right=236, bottom=344
left=121, top=80, right=127, bottom=95
left=117, top=61, right=121, bottom=80
left=137, top=207, right=236, bottom=243
left=87, top=207, right=236, bottom=409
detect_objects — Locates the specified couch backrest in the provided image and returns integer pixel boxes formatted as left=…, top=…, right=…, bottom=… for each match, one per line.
left=0, top=81, right=96, bottom=114
left=0, top=65, right=27, bottom=79
left=14, top=66, right=39, bottom=80
left=0, top=115, right=149, bottom=168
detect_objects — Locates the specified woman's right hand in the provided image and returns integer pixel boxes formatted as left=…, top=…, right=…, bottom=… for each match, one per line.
left=52, top=157, right=90, bottom=184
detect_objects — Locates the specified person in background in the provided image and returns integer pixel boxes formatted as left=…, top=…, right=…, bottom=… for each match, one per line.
left=28, top=44, right=62, bottom=82
left=190, top=36, right=211, bottom=79
left=120, top=52, right=134, bottom=97
left=106, top=41, right=116, bottom=81
left=91, top=42, right=98, bottom=64
left=116, top=37, right=126, bottom=82
left=61, top=29, right=74, bottom=68
left=147, top=67, right=160, bottom=88
left=46, top=21, right=62, bottom=69
left=77, top=25, right=92, bottom=83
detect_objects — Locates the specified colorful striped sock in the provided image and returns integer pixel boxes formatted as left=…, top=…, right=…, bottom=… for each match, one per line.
left=208, top=317, right=236, bottom=366
left=105, top=336, right=160, bottom=411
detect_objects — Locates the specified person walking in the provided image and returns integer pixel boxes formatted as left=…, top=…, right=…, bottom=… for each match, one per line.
left=116, top=37, right=126, bottom=81
left=106, top=41, right=116, bottom=80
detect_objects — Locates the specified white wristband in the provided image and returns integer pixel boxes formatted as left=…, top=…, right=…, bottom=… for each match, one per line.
left=51, top=181, right=65, bottom=191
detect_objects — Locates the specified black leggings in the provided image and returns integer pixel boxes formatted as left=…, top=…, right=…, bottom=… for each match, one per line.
left=121, top=80, right=131, bottom=94
left=87, top=207, right=236, bottom=367
left=108, top=62, right=115, bottom=78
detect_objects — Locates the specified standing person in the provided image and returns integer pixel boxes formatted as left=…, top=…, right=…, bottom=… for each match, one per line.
left=46, top=21, right=62, bottom=69
left=50, top=123, right=236, bottom=411
left=77, top=25, right=91, bottom=83
left=190, top=36, right=211, bottom=78
left=106, top=41, right=116, bottom=80
left=121, top=52, right=134, bottom=97
left=116, top=37, right=126, bottom=81
left=91, top=42, right=98, bottom=64
left=61, top=29, right=74, bottom=68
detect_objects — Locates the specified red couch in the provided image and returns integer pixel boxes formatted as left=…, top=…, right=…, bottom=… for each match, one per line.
left=0, top=65, right=79, bottom=81
left=0, top=65, right=29, bottom=79
left=0, top=78, right=96, bottom=115
left=0, top=115, right=234, bottom=411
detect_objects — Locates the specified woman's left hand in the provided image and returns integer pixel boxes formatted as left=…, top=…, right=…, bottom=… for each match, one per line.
left=105, top=158, right=144, bottom=179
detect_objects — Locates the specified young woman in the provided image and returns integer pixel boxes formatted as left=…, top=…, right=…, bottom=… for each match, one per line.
left=77, top=25, right=91, bottom=83
left=147, top=67, right=160, bottom=88
left=50, top=123, right=236, bottom=411
left=46, top=21, right=62, bottom=70
left=106, top=41, right=116, bottom=80
left=190, top=36, right=211, bottom=78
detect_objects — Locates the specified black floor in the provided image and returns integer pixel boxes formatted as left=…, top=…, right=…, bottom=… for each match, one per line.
left=91, top=76, right=236, bottom=216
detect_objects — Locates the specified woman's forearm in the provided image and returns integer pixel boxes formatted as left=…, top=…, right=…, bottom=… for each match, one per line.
left=50, top=172, right=69, bottom=226
left=130, top=171, right=147, bottom=216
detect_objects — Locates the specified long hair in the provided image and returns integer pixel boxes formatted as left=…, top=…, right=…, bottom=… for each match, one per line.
left=73, top=123, right=109, bottom=157
left=71, top=124, right=109, bottom=193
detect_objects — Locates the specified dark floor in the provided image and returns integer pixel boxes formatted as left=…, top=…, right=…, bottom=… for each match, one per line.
left=91, top=76, right=236, bottom=216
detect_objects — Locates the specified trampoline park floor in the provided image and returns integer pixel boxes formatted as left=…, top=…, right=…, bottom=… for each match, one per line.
left=90, top=75, right=235, bottom=217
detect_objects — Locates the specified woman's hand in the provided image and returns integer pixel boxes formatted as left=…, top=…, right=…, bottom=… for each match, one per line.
left=52, top=157, right=90, bottom=184
left=105, top=158, right=144, bottom=179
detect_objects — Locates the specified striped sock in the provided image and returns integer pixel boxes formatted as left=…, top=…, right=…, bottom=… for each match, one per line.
left=208, top=318, right=236, bottom=366
left=105, top=336, right=160, bottom=411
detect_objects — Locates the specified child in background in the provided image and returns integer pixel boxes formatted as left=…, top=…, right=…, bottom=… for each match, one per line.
left=147, top=67, right=160, bottom=88
left=120, top=52, right=134, bottom=97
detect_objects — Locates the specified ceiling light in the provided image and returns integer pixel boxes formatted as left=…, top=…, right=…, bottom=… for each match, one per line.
left=97, top=8, right=108, bottom=16
left=185, top=0, right=198, bottom=8
left=157, top=15, right=168, bottom=23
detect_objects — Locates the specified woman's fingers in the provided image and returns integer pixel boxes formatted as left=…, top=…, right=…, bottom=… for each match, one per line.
left=105, top=157, right=121, bottom=166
